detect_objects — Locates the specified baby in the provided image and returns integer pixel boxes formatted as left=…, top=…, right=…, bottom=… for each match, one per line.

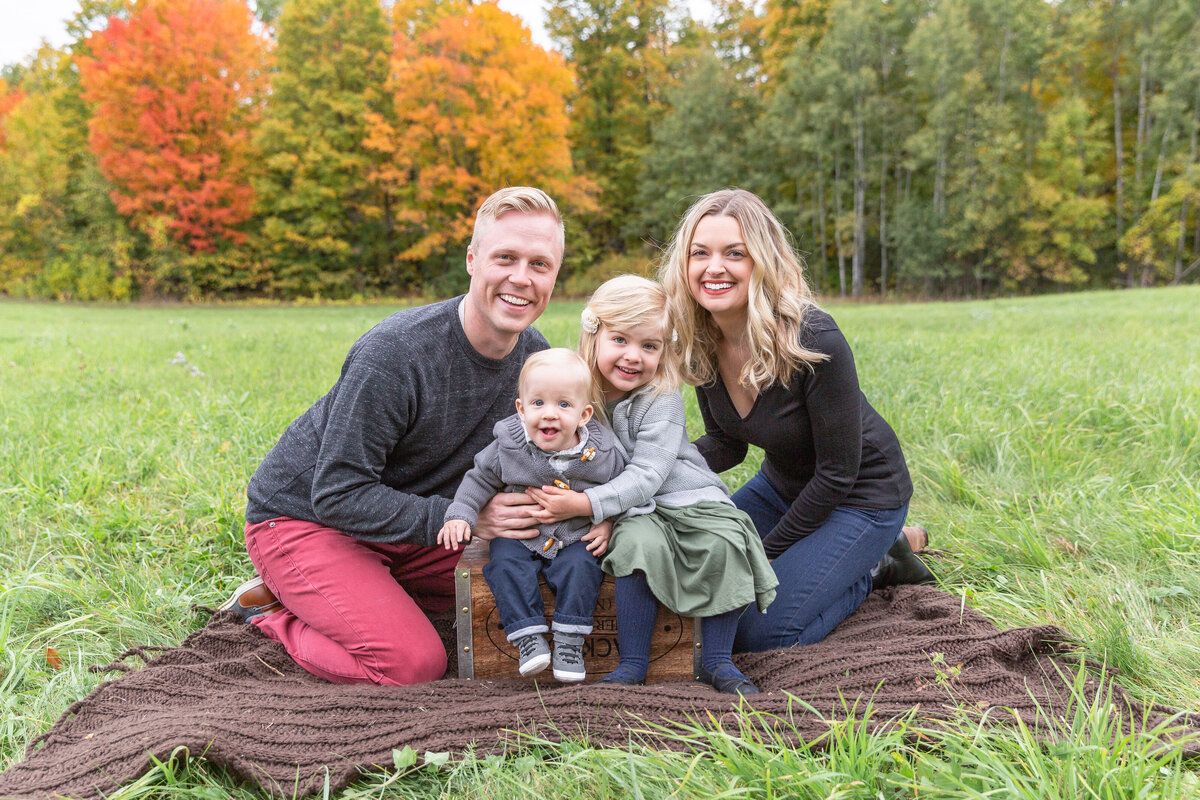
left=438, top=348, right=625, bottom=681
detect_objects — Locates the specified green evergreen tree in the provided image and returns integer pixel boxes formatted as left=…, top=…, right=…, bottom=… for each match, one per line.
left=547, top=0, right=683, bottom=258
left=253, top=0, right=392, bottom=298
left=634, top=49, right=762, bottom=246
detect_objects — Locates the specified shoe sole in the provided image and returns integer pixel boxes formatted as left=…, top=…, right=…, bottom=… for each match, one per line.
left=519, top=653, right=551, bottom=676
left=219, top=576, right=265, bottom=611
left=903, top=525, right=930, bottom=552
left=553, top=668, right=586, bottom=682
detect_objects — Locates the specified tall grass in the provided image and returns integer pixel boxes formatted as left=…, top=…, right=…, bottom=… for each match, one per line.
left=2, top=286, right=1198, bottom=797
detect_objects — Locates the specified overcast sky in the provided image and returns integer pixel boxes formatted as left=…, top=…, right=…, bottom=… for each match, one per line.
left=1, top=0, right=714, bottom=69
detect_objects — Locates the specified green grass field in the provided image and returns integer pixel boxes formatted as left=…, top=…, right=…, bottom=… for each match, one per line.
left=2, top=286, right=1199, bottom=798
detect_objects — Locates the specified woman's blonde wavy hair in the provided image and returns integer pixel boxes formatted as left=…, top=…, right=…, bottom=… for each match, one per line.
left=577, top=275, right=683, bottom=411
left=658, top=189, right=826, bottom=391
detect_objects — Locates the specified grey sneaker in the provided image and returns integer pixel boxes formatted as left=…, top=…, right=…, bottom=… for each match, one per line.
left=552, top=632, right=586, bottom=682
left=515, top=633, right=551, bottom=676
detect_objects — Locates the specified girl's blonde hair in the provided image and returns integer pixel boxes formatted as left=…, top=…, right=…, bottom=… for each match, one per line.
left=577, top=275, right=682, bottom=405
left=658, top=188, right=826, bottom=392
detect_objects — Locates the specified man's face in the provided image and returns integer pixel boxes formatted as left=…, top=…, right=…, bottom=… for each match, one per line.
left=515, top=364, right=594, bottom=452
left=464, top=211, right=562, bottom=357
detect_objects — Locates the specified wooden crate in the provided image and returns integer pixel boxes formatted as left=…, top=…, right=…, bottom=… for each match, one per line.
left=453, top=539, right=699, bottom=682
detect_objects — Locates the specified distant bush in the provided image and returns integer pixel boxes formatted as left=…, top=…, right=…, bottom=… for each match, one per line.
left=560, top=249, right=658, bottom=298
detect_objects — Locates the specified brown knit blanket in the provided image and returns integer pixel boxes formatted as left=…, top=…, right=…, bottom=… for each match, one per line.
left=1, top=586, right=1193, bottom=799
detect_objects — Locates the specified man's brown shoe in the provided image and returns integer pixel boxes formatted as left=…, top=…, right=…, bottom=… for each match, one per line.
left=219, top=576, right=282, bottom=622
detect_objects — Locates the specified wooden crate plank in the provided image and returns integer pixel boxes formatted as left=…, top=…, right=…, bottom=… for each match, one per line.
left=455, top=540, right=699, bottom=683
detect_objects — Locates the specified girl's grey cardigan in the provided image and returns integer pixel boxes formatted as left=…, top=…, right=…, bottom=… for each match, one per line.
left=584, top=387, right=732, bottom=524
left=445, top=415, right=625, bottom=558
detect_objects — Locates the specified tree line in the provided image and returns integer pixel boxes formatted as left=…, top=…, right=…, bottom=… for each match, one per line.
left=1, top=0, right=1197, bottom=301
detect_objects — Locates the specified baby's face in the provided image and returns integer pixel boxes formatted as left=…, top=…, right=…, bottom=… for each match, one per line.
left=516, top=365, right=593, bottom=452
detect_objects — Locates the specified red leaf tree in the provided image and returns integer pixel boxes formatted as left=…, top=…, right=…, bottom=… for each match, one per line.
left=0, top=80, right=24, bottom=149
left=77, top=0, right=266, bottom=252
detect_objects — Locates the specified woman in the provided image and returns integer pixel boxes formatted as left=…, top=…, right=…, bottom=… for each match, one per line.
left=659, top=188, right=932, bottom=651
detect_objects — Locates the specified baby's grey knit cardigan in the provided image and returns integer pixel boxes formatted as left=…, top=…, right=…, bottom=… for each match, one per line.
left=445, top=415, right=625, bottom=558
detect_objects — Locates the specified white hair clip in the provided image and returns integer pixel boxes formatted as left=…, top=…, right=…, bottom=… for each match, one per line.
left=671, top=328, right=678, bottom=343
left=580, top=308, right=599, bottom=334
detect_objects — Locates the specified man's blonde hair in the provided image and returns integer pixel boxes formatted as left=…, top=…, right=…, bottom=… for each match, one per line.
left=658, top=189, right=826, bottom=391
left=577, top=275, right=682, bottom=400
left=519, top=348, right=599, bottom=412
left=470, top=187, right=564, bottom=254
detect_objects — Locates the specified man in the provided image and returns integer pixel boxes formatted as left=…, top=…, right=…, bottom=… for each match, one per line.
left=222, top=187, right=609, bottom=685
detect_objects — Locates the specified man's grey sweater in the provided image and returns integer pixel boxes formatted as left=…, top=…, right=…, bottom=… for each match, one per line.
left=445, top=415, right=625, bottom=558
left=245, top=297, right=549, bottom=546
left=583, top=387, right=731, bottom=524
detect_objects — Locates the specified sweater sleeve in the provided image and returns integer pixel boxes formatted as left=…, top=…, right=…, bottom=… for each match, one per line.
left=762, top=326, right=863, bottom=558
left=583, top=393, right=686, bottom=523
left=309, top=344, right=450, bottom=546
left=693, top=384, right=748, bottom=473
left=444, top=441, right=504, bottom=528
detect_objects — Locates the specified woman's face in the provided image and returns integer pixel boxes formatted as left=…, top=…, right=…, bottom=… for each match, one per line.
left=686, top=214, right=754, bottom=323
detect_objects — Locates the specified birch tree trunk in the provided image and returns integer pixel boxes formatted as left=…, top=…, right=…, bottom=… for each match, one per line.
left=817, top=149, right=829, bottom=288
left=1150, top=125, right=1170, bottom=204
left=879, top=147, right=888, bottom=296
left=853, top=89, right=866, bottom=298
left=835, top=150, right=847, bottom=297
left=1135, top=52, right=1148, bottom=198
left=1112, top=13, right=1126, bottom=274
left=1175, top=90, right=1199, bottom=283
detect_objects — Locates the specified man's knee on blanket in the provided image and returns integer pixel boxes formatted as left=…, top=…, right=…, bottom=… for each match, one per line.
left=369, top=629, right=447, bottom=686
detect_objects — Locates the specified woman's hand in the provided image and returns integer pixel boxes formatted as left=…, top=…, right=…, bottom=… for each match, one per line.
left=473, top=492, right=540, bottom=540
left=527, top=485, right=593, bottom=523
left=581, top=519, right=612, bottom=557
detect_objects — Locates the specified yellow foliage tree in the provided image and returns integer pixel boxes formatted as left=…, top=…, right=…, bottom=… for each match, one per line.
left=367, top=0, right=587, bottom=286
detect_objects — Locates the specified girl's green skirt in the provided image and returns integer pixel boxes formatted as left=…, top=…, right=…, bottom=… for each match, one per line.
left=601, top=501, right=778, bottom=617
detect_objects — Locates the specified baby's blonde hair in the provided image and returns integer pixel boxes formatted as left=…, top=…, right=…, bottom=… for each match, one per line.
left=577, top=275, right=682, bottom=401
left=519, top=348, right=600, bottom=413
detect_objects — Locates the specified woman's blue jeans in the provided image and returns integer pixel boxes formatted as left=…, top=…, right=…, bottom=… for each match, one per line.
left=732, top=471, right=907, bottom=652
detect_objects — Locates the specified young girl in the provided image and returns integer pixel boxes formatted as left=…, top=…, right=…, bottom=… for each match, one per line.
left=529, top=275, right=777, bottom=694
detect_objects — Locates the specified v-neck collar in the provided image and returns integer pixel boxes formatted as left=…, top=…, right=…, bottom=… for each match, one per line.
left=717, top=377, right=761, bottom=422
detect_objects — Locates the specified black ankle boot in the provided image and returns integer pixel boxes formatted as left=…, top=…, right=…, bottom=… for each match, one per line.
left=873, top=536, right=935, bottom=590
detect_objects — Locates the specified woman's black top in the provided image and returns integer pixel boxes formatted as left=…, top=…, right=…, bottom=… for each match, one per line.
left=694, top=308, right=912, bottom=558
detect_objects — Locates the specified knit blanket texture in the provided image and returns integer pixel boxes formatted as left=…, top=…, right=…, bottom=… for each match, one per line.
left=1, top=586, right=1193, bottom=798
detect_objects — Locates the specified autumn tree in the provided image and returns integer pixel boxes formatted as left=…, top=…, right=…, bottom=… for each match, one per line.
left=0, top=80, right=23, bottom=149
left=760, top=0, right=829, bottom=82
left=253, top=0, right=392, bottom=298
left=369, top=0, right=586, bottom=290
left=705, top=0, right=766, bottom=82
left=0, top=50, right=132, bottom=299
left=0, top=2, right=138, bottom=300
left=77, top=0, right=266, bottom=256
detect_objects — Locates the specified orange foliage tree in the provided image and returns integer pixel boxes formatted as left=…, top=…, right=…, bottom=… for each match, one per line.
left=76, top=0, right=266, bottom=252
left=0, top=80, right=24, bottom=149
left=368, top=0, right=587, bottom=285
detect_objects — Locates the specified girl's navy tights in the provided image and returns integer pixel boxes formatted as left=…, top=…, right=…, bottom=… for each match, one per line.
left=606, top=572, right=748, bottom=683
